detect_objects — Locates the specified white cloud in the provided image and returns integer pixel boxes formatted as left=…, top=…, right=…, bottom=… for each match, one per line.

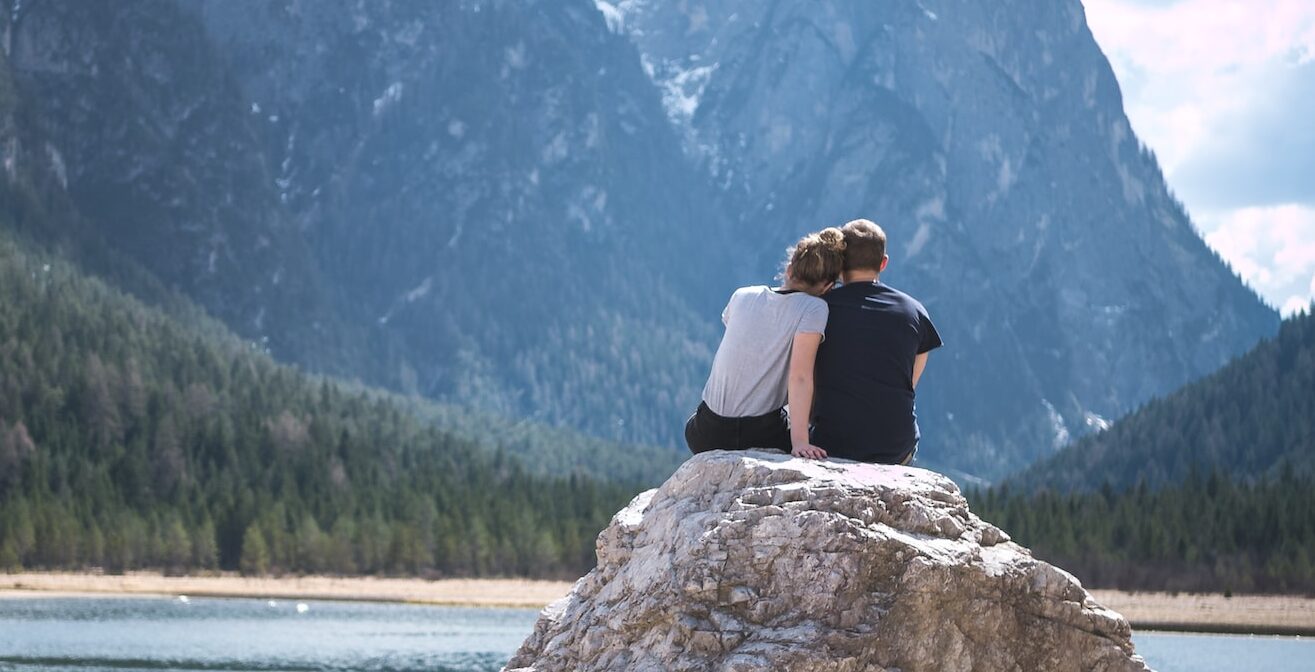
left=1201, top=204, right=1315, bottom=315
left=1085, top=0, right=1315, bottom=71
left=1084, top=0, right=1315, bottom=317
left=1083, top=0, right=1315, bottom=208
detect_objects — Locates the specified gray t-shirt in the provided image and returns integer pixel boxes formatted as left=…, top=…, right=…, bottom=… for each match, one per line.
left=701, top=285, right=829, bottom=417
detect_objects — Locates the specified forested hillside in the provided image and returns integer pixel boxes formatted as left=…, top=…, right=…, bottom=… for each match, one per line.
left=1014, top=307, right=1315, bottom=492
left=972, top=468, right=1315, bottom=593
left=378, top=392, right=683, bottom=485
left=0, top=231, right=638, bottom=578
left=973, top=308, right=1315, bottom=593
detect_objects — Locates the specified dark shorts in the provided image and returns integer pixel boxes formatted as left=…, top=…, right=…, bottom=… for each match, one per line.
left=897, top=444, right=918, bottom=466
left=811, top=425, right=919, bottom=465
left=848, top=442, right=918, bottom=466
left=684, top=401, right=791, bottom=454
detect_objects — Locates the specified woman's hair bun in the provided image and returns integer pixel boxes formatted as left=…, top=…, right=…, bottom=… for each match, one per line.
left=784, top=226, right=847, bottom=287
left=816, top=227, right=846, bottom=252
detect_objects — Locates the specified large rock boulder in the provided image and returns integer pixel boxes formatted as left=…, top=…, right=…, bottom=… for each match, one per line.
left=505, top=451, right=1152, bottom=672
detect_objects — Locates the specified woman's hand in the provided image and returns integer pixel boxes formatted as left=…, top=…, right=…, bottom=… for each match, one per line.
left=791, top=442, right=828, bottom=460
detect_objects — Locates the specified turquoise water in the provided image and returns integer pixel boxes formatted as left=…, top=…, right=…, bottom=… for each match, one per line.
left=0, top=596, right=1311, bottom=671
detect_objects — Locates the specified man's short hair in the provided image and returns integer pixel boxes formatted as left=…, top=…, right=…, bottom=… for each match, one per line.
left=841, top=219, right=887, bottom=272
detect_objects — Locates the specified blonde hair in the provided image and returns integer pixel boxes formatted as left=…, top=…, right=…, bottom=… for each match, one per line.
left=784, top=227, right=846, bottom=286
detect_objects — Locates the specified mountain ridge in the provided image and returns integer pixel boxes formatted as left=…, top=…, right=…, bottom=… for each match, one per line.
left=0, top=0, right=1280, bottom=481
left=1008, top=306, right=1315, bottom=493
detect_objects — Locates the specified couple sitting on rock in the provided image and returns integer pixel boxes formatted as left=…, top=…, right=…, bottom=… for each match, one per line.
left=686, top=219, right=942, bottom=465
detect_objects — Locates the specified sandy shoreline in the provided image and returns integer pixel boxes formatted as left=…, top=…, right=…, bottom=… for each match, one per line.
left=3, top=573, right=1313, bottom=635
left=0, top=572, right=572, bottom=608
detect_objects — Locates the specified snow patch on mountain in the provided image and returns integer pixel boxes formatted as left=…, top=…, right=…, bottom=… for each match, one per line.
left=1042, top=399, right=1071, bottom=450
left=372, top=82, right=403, bottom=117
left=1083, top=411, right=1111, bottom=432
left=595, top=1, right=625, bottom=34
left=404, top=277, right=433, bottom=303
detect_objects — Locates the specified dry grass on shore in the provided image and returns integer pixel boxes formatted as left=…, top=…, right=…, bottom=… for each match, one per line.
left=0, top=571, right=573, bottom=608
left=1091, top=589, right=1315, bottom=636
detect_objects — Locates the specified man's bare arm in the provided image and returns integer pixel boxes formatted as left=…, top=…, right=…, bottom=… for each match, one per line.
left=912, top=352, right=929, bottom=389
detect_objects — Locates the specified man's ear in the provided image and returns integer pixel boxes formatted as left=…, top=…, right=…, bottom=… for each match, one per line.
left=880, top=255, right=889, bottom=273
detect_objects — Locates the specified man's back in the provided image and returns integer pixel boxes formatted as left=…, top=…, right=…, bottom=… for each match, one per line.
left=811, top=281, right=942, bottom=463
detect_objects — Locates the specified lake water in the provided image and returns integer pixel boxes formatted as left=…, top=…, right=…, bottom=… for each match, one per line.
left=0, top=596, right=1311, bottom=672
left=0, top=596, right=535, bottom=672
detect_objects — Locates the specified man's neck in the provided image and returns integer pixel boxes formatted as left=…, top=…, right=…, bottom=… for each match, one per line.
left=841, top=270, right=880, bottom=285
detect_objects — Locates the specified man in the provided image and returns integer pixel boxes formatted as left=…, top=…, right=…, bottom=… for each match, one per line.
left=810, top=219, right=942, bottom=465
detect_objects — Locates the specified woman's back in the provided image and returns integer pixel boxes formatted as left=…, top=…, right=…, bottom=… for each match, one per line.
left=701, top=285, right=828, bottom=418
left=685, top=226, right=843, bottom=457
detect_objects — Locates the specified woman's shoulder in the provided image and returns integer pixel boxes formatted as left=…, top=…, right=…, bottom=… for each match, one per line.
left=730, top=285, right=826, bottom=311
left=730, top=284, right=772, bottom=300
left=788, top=291, right=828, bottom=310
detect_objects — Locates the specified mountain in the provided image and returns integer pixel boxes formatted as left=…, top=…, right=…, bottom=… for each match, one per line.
left=0, top=19, right=669, bottom=576
left=0, top=0, right=1279, bottom=481
left=2, top=0, right=730, bottom=449
left=611, top=0, right=1279, bottom=476
left=0, top=224, right=636, bottom=577
left=1009, top=306, right=1315, bottom=493
left=1, top=0, right=349, bottom=369
left=0, top=0, right=687, bottom=527
left=193, top=0, right=735, bottom=446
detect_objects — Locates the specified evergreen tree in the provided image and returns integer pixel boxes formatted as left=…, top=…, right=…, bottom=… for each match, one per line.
left=239, top=524, right=269, bottom=577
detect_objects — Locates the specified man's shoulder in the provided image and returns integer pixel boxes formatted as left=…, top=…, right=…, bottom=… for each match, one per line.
left=879, top=283, right=930, bottom=314
left=823, top=282, right=870, bottom=304
left=825, top=282, right=920, bottom=305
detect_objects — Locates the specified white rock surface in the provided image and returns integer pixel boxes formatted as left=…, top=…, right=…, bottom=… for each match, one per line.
left=505, top=450, right=1153, bottom=672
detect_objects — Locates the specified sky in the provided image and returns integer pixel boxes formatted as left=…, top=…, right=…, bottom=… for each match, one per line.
left=1082, top=0, right=1315, bottom=316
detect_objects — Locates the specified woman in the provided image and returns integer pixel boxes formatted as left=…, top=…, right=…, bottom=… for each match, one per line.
left=685, top=228, right=845, bottom=459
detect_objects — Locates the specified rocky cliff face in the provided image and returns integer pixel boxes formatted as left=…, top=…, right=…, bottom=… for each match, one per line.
left=1, top=0, right=341, bottom=363
left=506, top=450, right=1152, bottom=672
left=195, top=0, right=733, bottom=443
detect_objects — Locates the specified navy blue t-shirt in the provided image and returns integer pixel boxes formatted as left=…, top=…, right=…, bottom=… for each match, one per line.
left=810, top=281, right=942, bottom=463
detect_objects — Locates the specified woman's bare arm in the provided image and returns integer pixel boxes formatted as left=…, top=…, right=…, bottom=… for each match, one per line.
left=787, top=332, right=827, bottom=459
